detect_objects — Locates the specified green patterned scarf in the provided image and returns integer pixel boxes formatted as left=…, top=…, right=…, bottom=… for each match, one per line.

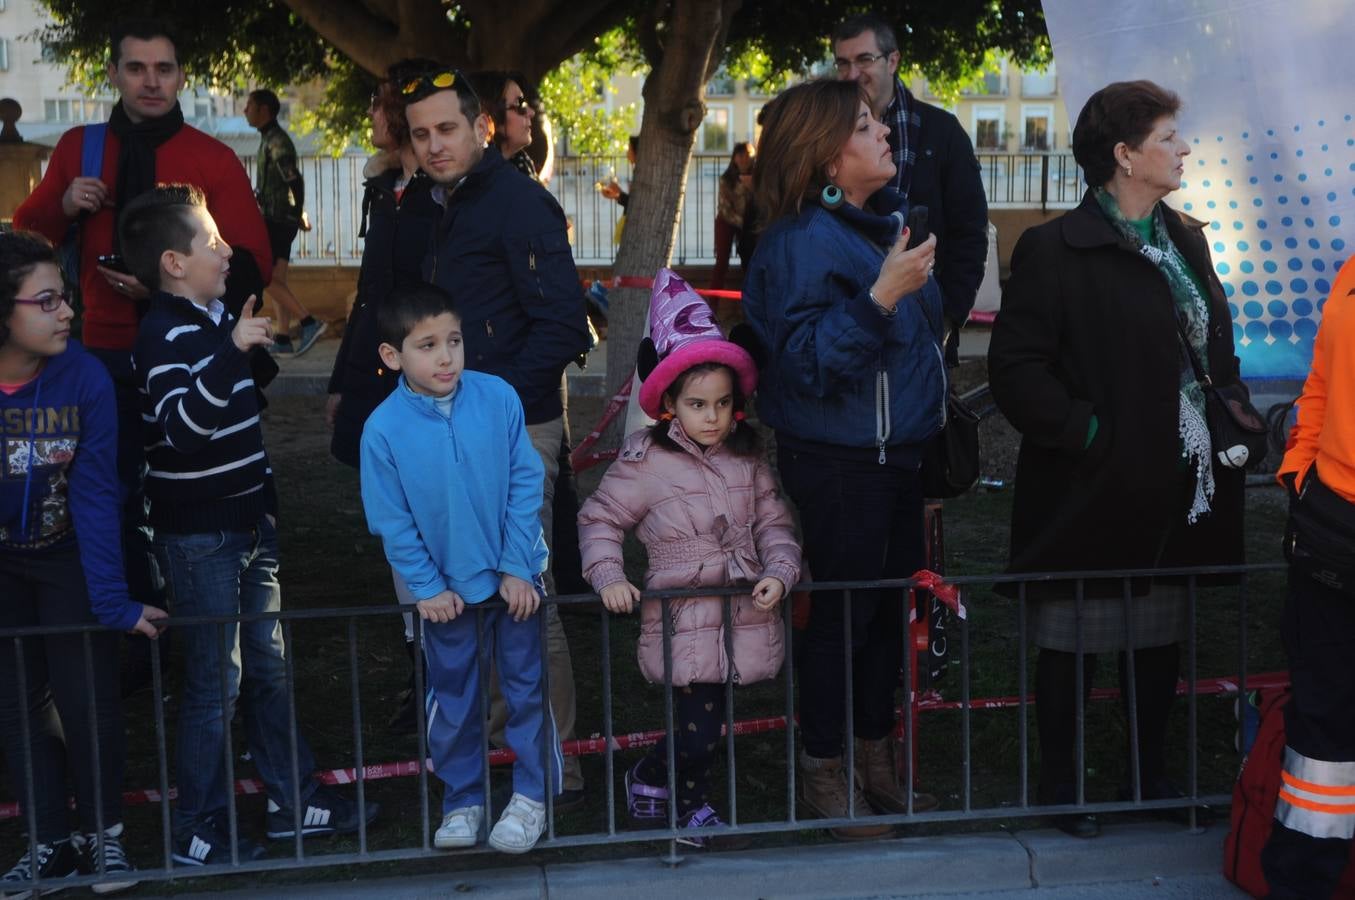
left=1094, top=187, right=1214, bottom=523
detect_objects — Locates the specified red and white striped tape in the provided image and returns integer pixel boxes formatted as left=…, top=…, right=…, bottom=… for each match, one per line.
left=0, top=670, right=1288, bottom=822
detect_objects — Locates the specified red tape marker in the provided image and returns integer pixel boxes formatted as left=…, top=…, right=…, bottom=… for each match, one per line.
left=0, top=671, right=1289, bottom=822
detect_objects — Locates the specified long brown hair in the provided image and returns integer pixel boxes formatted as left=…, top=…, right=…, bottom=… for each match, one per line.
left=753, top=79, right=865, bottom=230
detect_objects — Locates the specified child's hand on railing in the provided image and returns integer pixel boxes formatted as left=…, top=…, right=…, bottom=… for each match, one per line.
left=599, top=581, right=640, bottom=614
left=500, top=574, right=540, bottom=622
left=130, top=604, right=169, bottom=638
left=751, top=576, right=786, bottom=612
left=417, top=590, right=465, bottom=623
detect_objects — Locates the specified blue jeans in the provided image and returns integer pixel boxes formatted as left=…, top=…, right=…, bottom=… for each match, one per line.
left=154, top=518, right=317, bottom=838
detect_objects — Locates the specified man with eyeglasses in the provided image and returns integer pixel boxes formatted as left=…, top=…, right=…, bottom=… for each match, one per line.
left=401, top=68, right=592, bottom=810
left=832, top=13, right=989, bottom=366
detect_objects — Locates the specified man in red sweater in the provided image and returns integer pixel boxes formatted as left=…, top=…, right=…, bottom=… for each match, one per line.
left=14, top=18, right=272, bottom=693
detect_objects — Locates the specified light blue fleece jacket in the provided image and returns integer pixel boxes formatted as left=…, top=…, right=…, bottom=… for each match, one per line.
left=359, top=370, right=547, bottom=604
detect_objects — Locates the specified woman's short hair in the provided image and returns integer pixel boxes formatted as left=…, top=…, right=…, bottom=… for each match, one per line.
left=1072, top=80, right=1182, bottom=187
left=752, top=79, right=865, bottom=229
left=379, top=58, right=442, bottom=147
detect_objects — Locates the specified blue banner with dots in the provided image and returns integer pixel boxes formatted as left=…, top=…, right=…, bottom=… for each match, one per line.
left=1043, top=0, right=1354, bottom=377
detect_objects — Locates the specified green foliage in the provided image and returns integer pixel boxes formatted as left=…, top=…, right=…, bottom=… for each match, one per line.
left=729, top=0, right=1050, bottom=95
left=539, top=28, right=646, bottom=156
left=290, top=57, right=379, bottom=155
left=37, top=0, right=329, bottom=92
left=34, top=0, right=1050, bottom=153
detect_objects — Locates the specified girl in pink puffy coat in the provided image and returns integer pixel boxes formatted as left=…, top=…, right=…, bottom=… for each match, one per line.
left=577, top=269, right=801, bottom=847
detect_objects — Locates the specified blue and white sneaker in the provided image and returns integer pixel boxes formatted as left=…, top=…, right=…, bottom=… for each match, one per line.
left=265, top=784, right=378, bottom=839
left=172, top=817, right=266, bottom=867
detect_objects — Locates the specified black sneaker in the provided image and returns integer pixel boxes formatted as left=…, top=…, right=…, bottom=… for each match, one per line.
left=265, top=784, right=379, bottom=839
left=78, top=823, right=138, bottom=895
left=172, top=817, right=267, bottom=867
left=1, top=836, right=82, bottom=898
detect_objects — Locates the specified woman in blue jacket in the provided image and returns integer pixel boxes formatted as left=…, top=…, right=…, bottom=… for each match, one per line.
left=742, top=79, right=945, bottom=840
left=0, top=231, right=166, bottom=890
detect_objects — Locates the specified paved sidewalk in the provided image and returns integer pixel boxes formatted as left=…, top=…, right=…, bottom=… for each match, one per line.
left=199, top=822, right=1246, bottom=899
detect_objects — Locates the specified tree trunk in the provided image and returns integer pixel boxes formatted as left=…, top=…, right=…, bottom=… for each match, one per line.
left=602, top=0, right=739, bottom=446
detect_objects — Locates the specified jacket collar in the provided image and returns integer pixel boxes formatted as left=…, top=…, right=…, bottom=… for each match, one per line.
left=825, top=188, right=909, bottom=247
left=394, top=375, right=458, bottom=417
left=151, top=291, right=226, bottom=325
left=430, top=144, right=505, bottom=208
left=1061, top=188, right=1207, bottom=251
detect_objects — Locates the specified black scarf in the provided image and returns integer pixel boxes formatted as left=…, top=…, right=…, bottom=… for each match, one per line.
left=107, top=99, right=185, bottom=249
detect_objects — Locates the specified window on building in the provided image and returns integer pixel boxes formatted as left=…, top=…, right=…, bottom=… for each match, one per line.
left=701, top=106, right=731, bottom=152
left=0, top=38, right=8, bottom=72
left=1022, top=105, right=1053, bottom=151
left=1020, top=62, right=1057, bottom=98
left=963, top=59, right=1007, bottom=97
left=972, top=105, right=1004, bottom=151
left=706, top=66, right=735, bottom=97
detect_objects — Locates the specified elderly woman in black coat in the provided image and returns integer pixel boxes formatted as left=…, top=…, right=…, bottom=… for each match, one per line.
left=988, top=80, right=1247, bottom=837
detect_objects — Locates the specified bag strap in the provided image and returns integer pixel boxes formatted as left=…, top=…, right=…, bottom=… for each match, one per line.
left=1169, top=306, right=1212, bottom=388
left=81, top=123, right=107, bottom=179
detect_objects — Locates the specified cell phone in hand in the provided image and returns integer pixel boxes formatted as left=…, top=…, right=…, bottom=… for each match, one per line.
left=904, top=205, right=930, bottom=250
left=97, top=254, right=129, bottom=274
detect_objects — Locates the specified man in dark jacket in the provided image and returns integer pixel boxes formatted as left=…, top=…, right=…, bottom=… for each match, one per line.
left=405, top=68, right=591, bottom=805
left=833, top=13, right=989, bottom=365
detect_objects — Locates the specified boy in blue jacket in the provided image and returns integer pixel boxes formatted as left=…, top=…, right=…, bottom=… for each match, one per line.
left=0, top=230, right=166, bottom=893
left=360, top=283, right=561, bottom=854
left=121, top=185, right=376, bottom=867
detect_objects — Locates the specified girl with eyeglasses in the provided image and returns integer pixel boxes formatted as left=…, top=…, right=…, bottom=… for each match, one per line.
left=0, top=230, right=167, bottom=892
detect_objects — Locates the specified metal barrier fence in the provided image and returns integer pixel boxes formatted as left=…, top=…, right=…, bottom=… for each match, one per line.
left=247, top=152, right=1082, bottom=268
left=0, top=561, right=1284, bottom=894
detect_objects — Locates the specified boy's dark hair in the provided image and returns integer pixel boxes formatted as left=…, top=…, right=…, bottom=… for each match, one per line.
left=377, top=283, right=460, bottom=348
left=649, top=362, right=762, bottom=457
left=0, top=231, right=58, bottom=346
left=110, top=18, right=179, bottom=66
left=118, top=184, right=205, bottom=293
left=248, top=88, right=281, bottom=120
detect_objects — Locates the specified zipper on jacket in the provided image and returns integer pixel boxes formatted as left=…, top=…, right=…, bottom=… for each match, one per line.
left=529, top=247, right=537, bottom=271
left=486, top=320, right=494, bottom=338
left=875, top=359, right=890, bottom=464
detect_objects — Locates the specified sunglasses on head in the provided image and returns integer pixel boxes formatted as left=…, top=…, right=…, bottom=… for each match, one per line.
left=400, top=69, right=474, bottom=100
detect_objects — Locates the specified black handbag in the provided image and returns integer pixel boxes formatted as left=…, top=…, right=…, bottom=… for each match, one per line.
left=1286, top=467, right=1355, bottom=596
left=921, top=389, right=980, bottom=498
left=1171, top=314, right=1267, bottom=470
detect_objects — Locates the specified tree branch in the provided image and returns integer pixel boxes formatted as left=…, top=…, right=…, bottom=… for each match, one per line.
left=281, top=0, right=460, bottom=75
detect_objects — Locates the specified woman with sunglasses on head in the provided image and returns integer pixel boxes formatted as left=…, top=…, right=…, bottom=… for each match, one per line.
left=0, top=231, right=167, bottom=892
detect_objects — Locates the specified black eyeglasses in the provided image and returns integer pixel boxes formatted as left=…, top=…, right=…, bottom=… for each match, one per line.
left=506, top=95, right=531, bottom=115
left=400, top=69, right=477, bottom=103
left=833, top=52, right=888, bottom=74
left=12, top=290, right=70, bottom=313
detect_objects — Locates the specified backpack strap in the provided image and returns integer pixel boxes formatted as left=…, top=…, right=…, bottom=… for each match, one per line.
left=81, top=123, right=107, bottom=179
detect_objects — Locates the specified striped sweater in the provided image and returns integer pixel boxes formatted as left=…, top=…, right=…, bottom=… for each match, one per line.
left=133, top=292, right=275, bottom=533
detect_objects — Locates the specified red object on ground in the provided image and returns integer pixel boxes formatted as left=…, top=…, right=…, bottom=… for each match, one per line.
left=1222, top=689, right=1355, bottom=898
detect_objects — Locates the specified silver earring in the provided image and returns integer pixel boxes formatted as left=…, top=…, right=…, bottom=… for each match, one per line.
left=1126, top=164, right=1133, bottom=178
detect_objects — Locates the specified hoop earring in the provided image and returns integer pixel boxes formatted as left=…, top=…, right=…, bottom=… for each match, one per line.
left=820, top=183, right=844, bottom=210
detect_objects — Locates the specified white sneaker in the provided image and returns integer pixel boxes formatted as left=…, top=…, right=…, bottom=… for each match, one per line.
left=434, top=805, right=483, bottom=849
left=487, top=793, right=546, bottom=854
